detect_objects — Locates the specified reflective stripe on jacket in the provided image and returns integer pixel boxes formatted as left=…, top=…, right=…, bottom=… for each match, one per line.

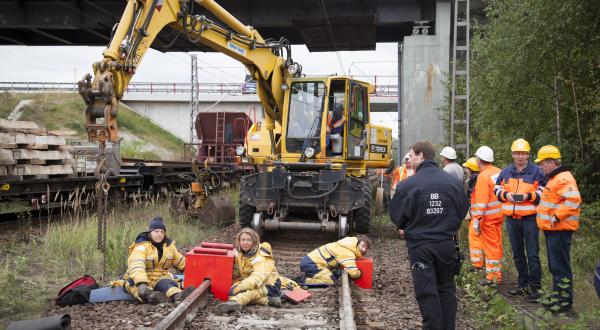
left=307, top=237, right=363, bottom=279
left=126, top=232, right=185, bottom=285
left=536, top=166, right=581, bottom=231
left=495, top=162, right=547, bottom=218
left=471, top=166, right=502, bottom=221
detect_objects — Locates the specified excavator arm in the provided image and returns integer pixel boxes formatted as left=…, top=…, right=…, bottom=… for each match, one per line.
left=79, top=0, right=301, bottom=143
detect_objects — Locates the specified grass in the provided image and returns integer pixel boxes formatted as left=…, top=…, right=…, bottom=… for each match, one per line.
left=120, top=140, right=160, bottom=160
left=8, top=92, right=185, bottom=160
left=0, top=198, right=218, bottom=328
left=456, top=201, right=600, bottom=329
left=0, top=92, right=21, bottom=118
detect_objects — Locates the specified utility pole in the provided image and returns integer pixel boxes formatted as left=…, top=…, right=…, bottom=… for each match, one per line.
left=189, top=55, right=200, bottom=159
left=397, top=42, right=403, bottom=163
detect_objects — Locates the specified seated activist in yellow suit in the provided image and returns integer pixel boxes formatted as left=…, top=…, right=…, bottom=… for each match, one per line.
left=113, top=216, right=194, bottom=304
left=216, top=228, right=298, bottom=314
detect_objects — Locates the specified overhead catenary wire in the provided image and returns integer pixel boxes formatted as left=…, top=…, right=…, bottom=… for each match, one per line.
left=319, top=0, right=345, bottom=74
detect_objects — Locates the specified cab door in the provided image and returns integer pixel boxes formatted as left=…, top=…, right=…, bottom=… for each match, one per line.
left=346, top=82, right=368, bottom=159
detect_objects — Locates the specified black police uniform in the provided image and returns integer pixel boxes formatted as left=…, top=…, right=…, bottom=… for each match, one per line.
left=389, top=160, right=468, bottom=330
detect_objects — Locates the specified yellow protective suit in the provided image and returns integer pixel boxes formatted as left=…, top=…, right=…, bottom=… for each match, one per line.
left=120, top=232, right=186, bottom=301
left=228, top=242, right=298, bottom=306
left=302, top=237, right=363, bottom=285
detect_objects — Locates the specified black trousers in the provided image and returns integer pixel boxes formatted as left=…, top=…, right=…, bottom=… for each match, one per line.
left=407, top=240, right=457, bottom=330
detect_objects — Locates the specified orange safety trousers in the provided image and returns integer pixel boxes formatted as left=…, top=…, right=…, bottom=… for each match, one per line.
left=468, top=219, right=484, bottom=269
left=480, top=218, right=504, bottom=282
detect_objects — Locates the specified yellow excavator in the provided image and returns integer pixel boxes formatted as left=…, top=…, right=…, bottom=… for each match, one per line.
left=79, top=0, right=392, bottom=237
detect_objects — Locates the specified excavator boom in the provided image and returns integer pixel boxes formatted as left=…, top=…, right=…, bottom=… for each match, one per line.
left=79, top=0, right=300, bottom=143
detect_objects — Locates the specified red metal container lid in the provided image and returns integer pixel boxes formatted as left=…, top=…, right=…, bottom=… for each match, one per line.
left=192, top=247, right=229, bottom=255
left=201, top=242, right=234, bottom=250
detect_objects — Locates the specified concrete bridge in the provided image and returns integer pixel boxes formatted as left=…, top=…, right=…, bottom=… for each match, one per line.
left=120, top=92, right=399, bottom=142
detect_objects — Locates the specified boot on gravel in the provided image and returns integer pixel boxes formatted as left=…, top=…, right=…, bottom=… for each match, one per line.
left=292, top=275, right=306, bottom=284
left=144, top=290, right=168, bottom=304
left=172, top=286, right=196, bottom=303
left=268, top=296, right=282, bottom=308
left=508, top=286, right=530, bottom=297
left=215, top=300, right=242, bottom=314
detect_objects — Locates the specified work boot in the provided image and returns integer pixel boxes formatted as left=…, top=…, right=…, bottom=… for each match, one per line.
left=268, top=296, right=282, bottom=308
left=215, top=300, right=242, bottom=314
left=526, top=287, right=541, bottom=302
left=478, top=279, right=498, bottom=288
left=292, top=275, right=306, bottom=284
left=468, top=266, right=483, bottom=273
left=171, top=286, right=196, bottom=303
left=144, top=290, right=168, bottom=304
left=508, top=286, right=530, bottom=297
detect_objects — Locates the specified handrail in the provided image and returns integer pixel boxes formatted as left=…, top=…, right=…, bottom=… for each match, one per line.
left=0, top=78, right=398, bottom=96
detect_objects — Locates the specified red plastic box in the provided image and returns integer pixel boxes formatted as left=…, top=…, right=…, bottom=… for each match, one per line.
left=353, top=257, right=373, bottom=289
left=184, top=242, right=235, bottom=301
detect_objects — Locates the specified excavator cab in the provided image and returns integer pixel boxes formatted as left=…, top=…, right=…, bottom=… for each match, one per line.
left=239, top=76, right=392, bottom=238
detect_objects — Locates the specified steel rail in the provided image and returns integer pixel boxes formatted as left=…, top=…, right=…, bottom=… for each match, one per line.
left=154, top=279, right=211, bottom=330
left=339, top=270, right=357, bottom=330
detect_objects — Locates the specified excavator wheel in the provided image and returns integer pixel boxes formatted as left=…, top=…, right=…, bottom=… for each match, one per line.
left=352, top=178, right=372, bottom=234
left=238, top=202, right=255, bottom=228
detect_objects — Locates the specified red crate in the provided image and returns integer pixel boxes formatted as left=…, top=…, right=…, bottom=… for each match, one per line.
left=353, top=257, right=373, bottom=289
left=184, top=242, right=235, bottom=301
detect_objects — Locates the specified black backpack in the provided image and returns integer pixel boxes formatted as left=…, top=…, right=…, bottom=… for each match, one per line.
left=55, top=275, right=100, bottom=307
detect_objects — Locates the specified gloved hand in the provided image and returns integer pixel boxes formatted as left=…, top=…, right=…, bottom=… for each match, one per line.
left=137, top=283, right=150, bottom=299
left=472, top=219, right=481, bottom=235
left=228, top=284, right=240, bottom=296
left=551, top=216, right=560, bottom=228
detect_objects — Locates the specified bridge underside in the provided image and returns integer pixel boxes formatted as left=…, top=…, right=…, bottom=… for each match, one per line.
left=0, top=0, right=439, bottom=52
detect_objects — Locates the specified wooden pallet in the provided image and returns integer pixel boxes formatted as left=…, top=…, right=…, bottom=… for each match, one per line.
left=13, top=164, right=74, bottom=176
left=0, top=120, right=76, bottom=180
left=0, top=118, right=46, bottom=135
left=0, top=149, right=16, bottom=165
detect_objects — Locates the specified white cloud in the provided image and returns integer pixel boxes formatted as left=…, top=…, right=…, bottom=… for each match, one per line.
left=0, top=42, right=400, bottom=85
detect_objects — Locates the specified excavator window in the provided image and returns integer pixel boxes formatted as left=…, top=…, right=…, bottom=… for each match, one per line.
left=285, top=81, right=326, bottom=153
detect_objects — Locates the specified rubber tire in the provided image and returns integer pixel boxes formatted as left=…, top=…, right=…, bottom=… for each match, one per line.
left=238, top=202, right=255, bottom=228
left=352, top=178, right=371, bottom=234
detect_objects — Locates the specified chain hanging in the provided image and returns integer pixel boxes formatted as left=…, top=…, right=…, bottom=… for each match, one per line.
left=95, top=142, right=111, bottom=281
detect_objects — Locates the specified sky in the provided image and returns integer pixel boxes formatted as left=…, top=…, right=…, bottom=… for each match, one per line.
left=0, top=42, right=400, bottom=133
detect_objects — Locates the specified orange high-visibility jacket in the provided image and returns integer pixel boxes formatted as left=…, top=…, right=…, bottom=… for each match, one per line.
left=471, top=166, right=502, bottom=221
left=392, top=165, right=410, bottom=187
left=494, top=162, right=547, bottom=218
left=536, top=167, right=581, bottom=231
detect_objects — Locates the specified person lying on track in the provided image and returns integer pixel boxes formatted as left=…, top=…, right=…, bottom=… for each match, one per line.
left=216, top=228, right=299, bottom=314
left=297, top=235, right=371, bottom=285
left=111, top=216, right=194, bottom=304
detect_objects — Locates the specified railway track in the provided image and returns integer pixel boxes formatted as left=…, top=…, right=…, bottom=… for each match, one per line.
left=156, top=231, right=380, bottom=329
left=42, top=224, right=447, bottom=329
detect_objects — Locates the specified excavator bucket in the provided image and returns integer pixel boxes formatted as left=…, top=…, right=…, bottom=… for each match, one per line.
left=195, top=195, right=235, bottom=227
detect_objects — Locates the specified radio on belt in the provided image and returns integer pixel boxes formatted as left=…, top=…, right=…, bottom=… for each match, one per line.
left=184, top=242, right=235, bottom=301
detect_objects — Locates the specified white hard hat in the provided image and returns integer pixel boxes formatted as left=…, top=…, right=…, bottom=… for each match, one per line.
left=440, top=146, right=457, bottom=160
left=475, top=146, right=494, bottom=162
